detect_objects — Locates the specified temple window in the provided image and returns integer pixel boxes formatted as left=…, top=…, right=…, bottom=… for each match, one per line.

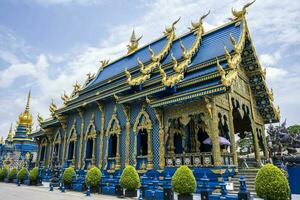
left=68, top=141, right=75, bottom=160
left=137, top=129, right=148, bottom=156
left=109, top=134, right=118, bottom=157
left=86, top=138, right=93, bottom=159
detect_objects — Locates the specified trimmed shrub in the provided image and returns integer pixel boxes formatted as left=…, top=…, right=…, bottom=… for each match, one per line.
left=119, top=165, right=140, bottom=191
left=255, top=164, right=290, bottom=200
left=0, top=168, right=8, bottom=180
left=172, top=165, right=196, bottom=195
left=29, top=167, right=39, bottom=182
left=8, top=168, right=18, bottom=181
left=63, top=166, right=75, bottom=186
left=85, top=167, right=102, bottom=188
left=17, top=168, right=29, bottom=181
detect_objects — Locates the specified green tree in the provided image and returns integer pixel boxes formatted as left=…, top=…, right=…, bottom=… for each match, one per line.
left=287, top=124, right=300, bottom=136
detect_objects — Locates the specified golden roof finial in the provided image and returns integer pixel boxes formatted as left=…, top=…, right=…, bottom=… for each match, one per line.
left=18, top=90, right=33, bottom=127
left=7, top=123, right=14, bottom=141
left=127, top=29, right=142, bottom=55
left=230, top=0, right=256, bottom=20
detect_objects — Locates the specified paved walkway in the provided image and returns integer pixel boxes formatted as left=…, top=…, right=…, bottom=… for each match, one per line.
left=0, top=182, right=122, bottom=200
left=0, top=182, right=299, bottom=200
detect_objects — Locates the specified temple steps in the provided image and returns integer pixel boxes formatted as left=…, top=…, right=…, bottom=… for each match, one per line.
left=231, top=169, right=259, bottom=196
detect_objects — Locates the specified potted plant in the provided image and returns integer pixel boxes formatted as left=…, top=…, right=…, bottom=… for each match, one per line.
left=17, top=167, right=29, bottom=184
left=8, top=168, right=18, bottom=183
left=119, top=165, right=140, bottom=197
left=29, top=167, right=39, bottom=185
left=0, top=167, right=8, bottom=181
left=63, top=166, right=75, bottom=189
left=85, top=166, right=102, bottom=193
left=255, top=164, right=290, bottom=200
left=172, top=165, right=196, bottom=200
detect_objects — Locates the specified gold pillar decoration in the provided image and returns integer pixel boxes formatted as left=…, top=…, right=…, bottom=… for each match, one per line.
left=56, top=115, right=68, bottom=166
left=78, top=108, right=85, bottom=168
left=154, top=108, right=165, bottom=170
left=133, top=105, right=153, bottom=170
left=227, top=93, right=238, bottom=165
left=40, top=137, right=47, bottom=167
left=248, top=85, right=262, bottom=166
left=206, top=97, right=221, bottom=166
left=65, top=120, right=77, bottom=166
left=122, top=104, right=131, bottom=166
left=52, top=131, right=61, bottom=162
left=105, top=106, right=121, bottom=170
left=97, top=101, right=105, bottom=168
left=82, top=113, right=97, bottom=166
left=261, top=126, right=269, bottom=160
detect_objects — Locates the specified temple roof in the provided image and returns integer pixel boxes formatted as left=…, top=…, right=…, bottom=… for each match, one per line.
left=39, top=5, right=279, bottom=125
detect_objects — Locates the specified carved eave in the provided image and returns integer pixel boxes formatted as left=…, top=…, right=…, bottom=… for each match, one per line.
left=241, top=29, right=279, bottom=123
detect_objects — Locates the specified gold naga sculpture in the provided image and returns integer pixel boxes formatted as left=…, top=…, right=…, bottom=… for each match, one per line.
left=127, top=30, right=143, bottom=55
left=49, top=100, right=57, bottom=117
left=216, top=58, right=238, bottom=87
left=71, top=81, right=81, bottom=97
left=83, top=72, right=95, bottom=86
left=159, top=11, right=210, bottom=87
left=61, top=91, right=70, bottom=105
left=37, top=113, right=44, bottom=126
left=229, top=0, right=256, bottom=21
left=98, top=59, right=110, bottom=73
left=223, top=16, right=247, bottom=70
left=124, top=18, right=180, bottom=86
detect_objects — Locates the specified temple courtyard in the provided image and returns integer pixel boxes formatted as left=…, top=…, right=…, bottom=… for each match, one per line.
left=0, top=183, right=299, bottom=200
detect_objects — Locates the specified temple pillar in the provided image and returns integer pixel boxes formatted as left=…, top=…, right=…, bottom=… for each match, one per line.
left=208, top=98, right=222, bottom=166
left=61, top=125, right=68, bottom=166
left=251, top=122, right=261, bottom=167
left=227, top=93, right=238, bottom=165
left=78, top=109, right=85, bottom=168
left=97, top=102, right=105, bottom=168
left=36, top=140, right=41, bottom=167
left=116, top=134, right=121, bottom=170
left=122, top=105, right=130, bottom=166
left=147, top=127, right=154, bottom=170
left=155, top=108, right=165, bottom=170
left=261, top=125, right=269, bottom=160
left=92, top=135, right=96, bottom=166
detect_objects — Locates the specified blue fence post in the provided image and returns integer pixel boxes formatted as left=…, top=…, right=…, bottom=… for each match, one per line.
left=61, top=183, right=65, bottom=193
left=238, top=176, right=250, bottom=200
left=200, top=173, right=210, bottom=200
left=49, top=183, right=53, bottom=191
left=86, top=186, right=91, bottom=196
left=163, top=172, right=173, bottom=200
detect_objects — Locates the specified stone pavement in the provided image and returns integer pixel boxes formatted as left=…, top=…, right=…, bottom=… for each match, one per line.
left=0, top=182, right=299, bottom=200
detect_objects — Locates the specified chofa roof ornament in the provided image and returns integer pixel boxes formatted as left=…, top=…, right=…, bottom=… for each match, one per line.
left=230, top=0, right=256, bottom=21
left=127, top=29, right=143, bottom=55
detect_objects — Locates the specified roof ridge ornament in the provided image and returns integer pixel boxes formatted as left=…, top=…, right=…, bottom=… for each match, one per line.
left=61, top=91, right=70, bottom=105
left=189, top=10, right=210, bottom=32
left=230, top=0, right=256, bottom=21
left=49, top=99, right=57, bottom=117
left=127, top=29, right=143, bottom=55
left=216, top=58, right=238, bottom=87
left=37, top=113, right=44, bottom=126
left=125, top=18, right=179, bottom=86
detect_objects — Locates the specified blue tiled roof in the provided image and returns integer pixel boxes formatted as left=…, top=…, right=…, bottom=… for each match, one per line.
left=87, top=20, right=242, bottom=89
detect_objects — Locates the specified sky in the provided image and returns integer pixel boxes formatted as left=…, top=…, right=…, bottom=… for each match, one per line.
left=0, top=0, right=299, bottom=138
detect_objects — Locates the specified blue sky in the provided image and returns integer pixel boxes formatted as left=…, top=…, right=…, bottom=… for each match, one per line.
left=0, top=0, right=300, bottom=138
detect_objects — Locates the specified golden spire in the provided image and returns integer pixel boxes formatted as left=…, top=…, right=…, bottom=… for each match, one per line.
left=127, top=29, right=142, bottom=55
left=18, top=90, right=33, bottom=127
left=7, top=123, right=14, bottom=141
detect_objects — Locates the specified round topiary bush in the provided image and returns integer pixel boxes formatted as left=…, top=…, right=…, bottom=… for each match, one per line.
left=63, top=166, right=75, bottom=186
left=29, top=167, right=39, bottom=183
left=255, top=164, right=290, bottom=200
left=17, top=167, right=29, bottom=182
left=172, top=165, right=196, bottom=195
left=8, top=168, right=18, bottom=181
left=119, top=165, right=140, bottom=191
left=0, top=168, right=8, bottom=181
left=85, top=166, right=102, bottom=188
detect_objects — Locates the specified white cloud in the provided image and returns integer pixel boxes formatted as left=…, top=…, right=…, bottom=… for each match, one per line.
left=1, top=0, right=300, bottom=137
left=31, top=0, right=101, bottom=5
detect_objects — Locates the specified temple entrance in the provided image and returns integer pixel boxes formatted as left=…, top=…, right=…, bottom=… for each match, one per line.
left=40, top=146, right=45, bottom=161
left=54, top=143, right=59, bottom=156
left=109, top=134, right=117, bottom=157
left=137, top=129, right=148, bottom=156
left=68, top=141, right=75, bottom=160
left=86, top=138, right=93, bottom=159
left=165, top=113, right=214, bottom=167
